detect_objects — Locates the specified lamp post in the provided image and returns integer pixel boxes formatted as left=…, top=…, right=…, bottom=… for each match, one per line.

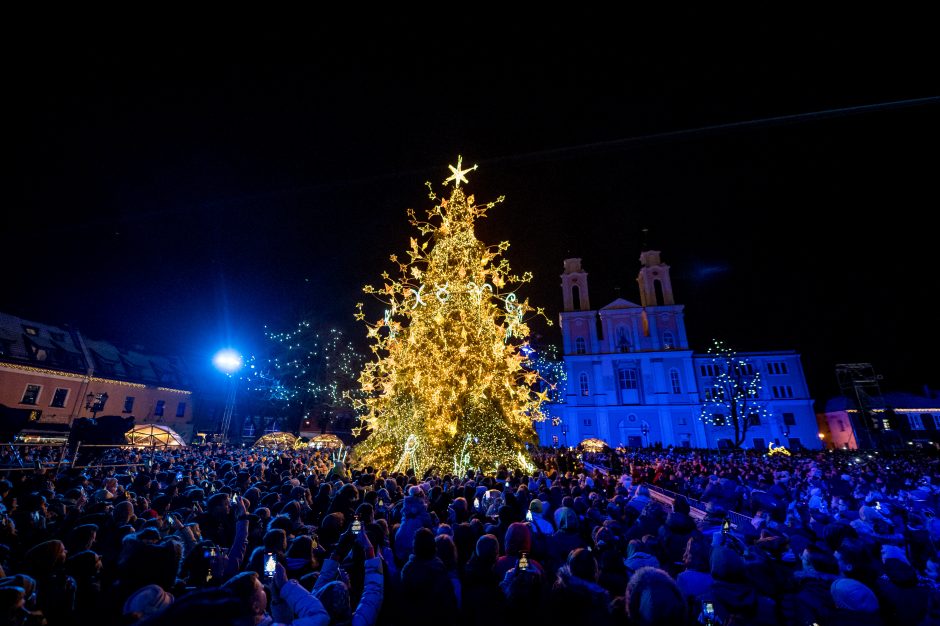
left=85, top=392, right=108, bottom=420
left=213, top=349, right=243, bottom=444
left=641, top=423, right=650, bottom=448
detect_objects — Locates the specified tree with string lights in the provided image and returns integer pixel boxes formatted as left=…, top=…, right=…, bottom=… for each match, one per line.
left=698, top=339, right=770, bottom=449
left=353, top=157, right=550, bottom=474
left=240, top=324, right=365, bottom=435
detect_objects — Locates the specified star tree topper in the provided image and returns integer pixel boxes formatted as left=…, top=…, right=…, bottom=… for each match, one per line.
left=445, top=155, right=478, bottom=188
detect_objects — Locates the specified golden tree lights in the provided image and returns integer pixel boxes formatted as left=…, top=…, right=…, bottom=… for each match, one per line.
left=353, top=157, right=551, bottom=474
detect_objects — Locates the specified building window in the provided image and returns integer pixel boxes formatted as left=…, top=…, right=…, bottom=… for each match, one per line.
left=669, top=369, right=681, bottom=394
left=748, top=413, right=761, bottom=426
left=21, top=385, right=41, bottom=405
left=772, top=385, right=794, bottom=399
left=700, top=364, right=717, bottom=377
left=735, top=362, right=755, bottom=376
left=616, top=328, right=630, bottom=353
left=583, top=418, right=592, bottom=426
left=575, top=337, right=586, bottom=355
left=154, top=400, right=166, bottom=417
left=50, top=388, right=68, bottom=408
left=663, top=331, right=675, bottom=349
left=579, top=373, right=589, bottom=396
left=753, top=437, right=766, bottom=450
left=783, top=412, right=796, bottom=426
left=678, top=416, right=687, bottom=425
left=838, top=419, right=846, bottom=432
left=909, top=414, right=925, bottom=430
left=124, top=397, right=135, bottom=413
left=712, top=413, right=726, bottom=426
left=618, top=368, right=638, bottom=390
left=768, top=361, right=789, bottom=375
left=176, top=402, right=187, bottom=418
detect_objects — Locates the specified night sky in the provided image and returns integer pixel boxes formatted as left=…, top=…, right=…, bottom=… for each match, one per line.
left=7, top=16, right=938, bottom=403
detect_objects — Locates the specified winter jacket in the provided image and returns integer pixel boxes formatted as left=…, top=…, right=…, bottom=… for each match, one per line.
left=550, top=565, right=613, bottom=626
left=400, top=555, right=458, bottom=626
left=393, top=496, right=433, bottom=565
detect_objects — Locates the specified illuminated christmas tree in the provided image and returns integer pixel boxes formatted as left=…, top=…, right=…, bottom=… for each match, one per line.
left=240, top=323, right=364, bottom=434
left=353, top=157, right=550, bottom=474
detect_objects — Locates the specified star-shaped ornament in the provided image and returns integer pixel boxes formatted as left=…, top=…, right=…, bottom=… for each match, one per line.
left=445, top=155, right=478, bottom=188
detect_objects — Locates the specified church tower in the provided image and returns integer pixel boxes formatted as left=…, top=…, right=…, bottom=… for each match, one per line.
left=561, top=258, right=590, bottom=311
left=637, top=250, right=675, bottom=307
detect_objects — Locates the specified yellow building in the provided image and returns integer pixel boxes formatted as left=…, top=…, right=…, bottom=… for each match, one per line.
left=0, top=311, right=194, bottom=442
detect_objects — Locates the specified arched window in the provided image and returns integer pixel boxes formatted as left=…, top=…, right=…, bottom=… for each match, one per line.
left=663, top=331, right=675, bottom=349
left=575, top=337, right=586, bottom=354
left=617, top=327, right=630, bottom=353
left=579, top=373, right=590, bottom=396
left=572, top=285, right=581, bottom=311
left=670, top=369, right=681, bottom=394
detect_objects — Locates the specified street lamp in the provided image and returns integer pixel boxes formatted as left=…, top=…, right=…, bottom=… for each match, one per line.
left=213, top=349, right=243, bottom=444
left=85, top=392, right=108, bottom=420
left=641, top=423, right=650, bottom=448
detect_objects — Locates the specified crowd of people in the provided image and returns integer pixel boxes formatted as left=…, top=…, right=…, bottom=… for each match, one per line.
left=0, top=441, right=939, bottom=625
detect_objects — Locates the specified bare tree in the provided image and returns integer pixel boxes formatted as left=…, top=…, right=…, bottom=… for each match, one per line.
left=699, top=340, right=770, bottom=449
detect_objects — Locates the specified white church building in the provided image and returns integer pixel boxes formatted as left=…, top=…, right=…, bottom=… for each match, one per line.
left=534, top=252, right=821, bottom=450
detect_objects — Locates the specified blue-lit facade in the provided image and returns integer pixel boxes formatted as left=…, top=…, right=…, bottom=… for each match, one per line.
left=534, top=252, right=820, bottom=450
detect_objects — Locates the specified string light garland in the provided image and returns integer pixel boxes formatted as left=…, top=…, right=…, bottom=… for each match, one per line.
left=240, top=324, right=364, bottom=427
left=698, top=339, right=771, bottom=449
left=353, top=156, right=551, bottom=474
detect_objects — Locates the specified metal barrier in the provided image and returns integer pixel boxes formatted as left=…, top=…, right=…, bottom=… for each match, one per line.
left=645, top=483, right=754, bottom=530
left=581, top=462, right=755, bottom=530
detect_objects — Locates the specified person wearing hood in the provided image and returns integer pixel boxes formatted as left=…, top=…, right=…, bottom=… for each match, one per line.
left=621, top=566, right=687, bottom=626
left=393, top=486, right=432, bottom=566
left=876, top=550, right=931, bottom=625
left=460, top=534, right=501, bottom=626
left=701, top=545, right=777, bottom=625
left=399, top=528, right=456, bottom=626
left=658, top=495, right=698, bottom=575
left=493, top=522, right=544, bottom=580
left=545, top=506, right=585, bottom=575
left=549, top=548, right=612, bottom=626
left=22, top=539, right=76, bottom=626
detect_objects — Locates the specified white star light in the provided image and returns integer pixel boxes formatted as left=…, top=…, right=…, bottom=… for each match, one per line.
left=445, top=155, right=478, bottom=188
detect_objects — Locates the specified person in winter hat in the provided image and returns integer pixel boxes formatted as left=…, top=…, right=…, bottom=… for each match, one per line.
left=123, top=584, right=174, bottom=622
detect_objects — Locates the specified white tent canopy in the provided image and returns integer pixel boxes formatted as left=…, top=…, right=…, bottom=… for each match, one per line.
left=254, top=432, right=298, bottom=448
left=308, top=433, right=344, bottom=449
left=126, top=424, right=187, bottom=447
